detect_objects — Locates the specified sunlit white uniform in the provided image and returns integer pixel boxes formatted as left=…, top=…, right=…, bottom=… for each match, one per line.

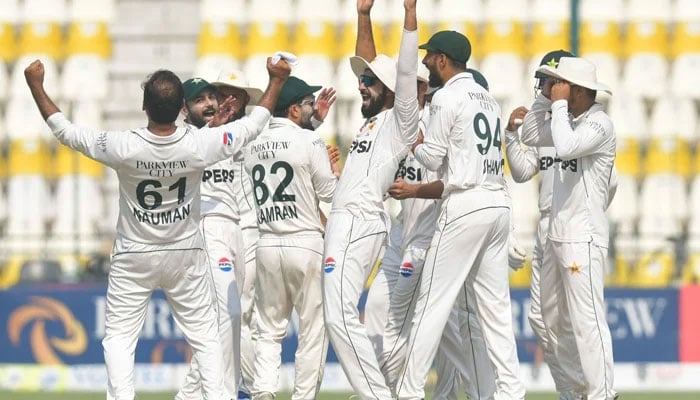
left=322, top=28, right=419, bottom=400
left=46, top=107, right=270, bottom=400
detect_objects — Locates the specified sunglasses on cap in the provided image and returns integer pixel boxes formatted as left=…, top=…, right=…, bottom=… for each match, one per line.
left=359, top=74, right=378, bottom=87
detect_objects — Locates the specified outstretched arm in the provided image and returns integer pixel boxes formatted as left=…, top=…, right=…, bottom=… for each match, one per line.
left=25, top=60, right=61, bottom=120
left=356, top=0, right=377, bottom=60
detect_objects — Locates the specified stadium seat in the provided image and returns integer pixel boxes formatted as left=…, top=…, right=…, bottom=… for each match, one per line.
left=670, top=55, right=700, bottom=100
left=0, top=22, right=17, bottom=63
left=17, top=22, right=64, bottom=61
left=605, top=92, right=648, bottom=141
left=579, top=0, right=623, bottom=91
left=70, top=101, right=104, bottom=129
left=607, top=254, right=631, bottom=287
left=243, top=0, right=292, bottom=90
left=61, top=55, right=109, bottom=101
left=529, top=0, right=570, bottom=58
left=638, top=174, right=688, bottom=240
left=51, top=145, right=104, bottom=255
left=65, top=21, right=112, bottom=59
left=291, top=0, right=339, bottom=87
left=607, top=138, right=640, bottom=236
left=10, top=55, right=60, bottom=101
left=382, top=0, right=433, bottom=57
left=0, top=61, right=7, bottom=103
left=200, top=0, right=243, bottom=23
left=681, top=253, right=700, bottom=285
left=4, top=97, right=54, bottom=141
left=198, top=21, right=243, bottom=62
left=687, top=157, right=700, bottom=251
left=509, top=258, right=532, bottom=288
left=435, top=0, right=482, bottom=60
left=193, top=56, right=241, bottom=83
left=630, top=249, right=675, bottom=287
left=671, top=0, right=700, bottom=58
left=22, top=0, right=66, bottom=23
left=69, top=0, right=115, bottom=23
left=644, top=137, right=693, bottom=178
left=649, top=97, right=697, bottom=142
left=5, top=139, right=52, bottom=252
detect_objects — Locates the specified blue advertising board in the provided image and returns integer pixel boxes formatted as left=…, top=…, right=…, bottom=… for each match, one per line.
left=0, top=285, right=680, bottom=365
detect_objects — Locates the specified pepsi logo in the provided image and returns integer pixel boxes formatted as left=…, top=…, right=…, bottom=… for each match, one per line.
left=324, top=257, right=336, bottom=273
left=400, top=262, right=414, bottom=277
left=218, top=257, right=233, bottom=272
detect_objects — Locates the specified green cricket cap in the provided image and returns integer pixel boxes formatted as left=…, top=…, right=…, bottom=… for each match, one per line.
left=419, top=30, right=471, bottom=64
left=275, top=76, right=322, bottom=112
left=183, top=78, right=216, bottom=102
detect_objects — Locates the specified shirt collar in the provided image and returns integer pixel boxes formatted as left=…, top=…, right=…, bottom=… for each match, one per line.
left=269, top=117, right=301, bottom=129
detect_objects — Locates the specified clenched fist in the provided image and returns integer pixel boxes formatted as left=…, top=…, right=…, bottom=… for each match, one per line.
left=266, top=57, right=291, bottom=82
left=24, top=60, right=45, bottom=88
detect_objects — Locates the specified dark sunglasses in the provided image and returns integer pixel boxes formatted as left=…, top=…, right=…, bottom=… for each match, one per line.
left=359, top=74, right=378, bottom=87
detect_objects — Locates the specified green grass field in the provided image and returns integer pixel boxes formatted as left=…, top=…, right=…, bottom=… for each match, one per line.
left=2, top=391, right=700, bottom=399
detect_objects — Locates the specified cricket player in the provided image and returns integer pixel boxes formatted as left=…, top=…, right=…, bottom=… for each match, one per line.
left=520, top=57, right=618, bottom=400
left=504, top=49, right=593, bottom=400
left=24, top=58, right=290, bottom=400
left=244, top=76, right=339, bottom=400
left=176, top=72, right=265, bottom=400
left=395, top=30, right=526, bottom=400
left=322, top=0, right=419, bottom=398
left=385, top=68, right=498, bottom=400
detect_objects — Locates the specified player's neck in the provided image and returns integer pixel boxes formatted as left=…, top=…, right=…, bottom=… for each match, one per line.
left=147, top=121, right=178, bottom=136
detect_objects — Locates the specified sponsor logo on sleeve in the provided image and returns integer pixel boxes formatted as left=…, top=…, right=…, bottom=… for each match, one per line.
left=400, top=262, right=414, bottom=277
left=324, top=257, right=336, bottom=273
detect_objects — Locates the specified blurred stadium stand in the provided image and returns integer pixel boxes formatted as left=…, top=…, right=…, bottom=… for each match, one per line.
left=0, top=0, right=699, bottom=288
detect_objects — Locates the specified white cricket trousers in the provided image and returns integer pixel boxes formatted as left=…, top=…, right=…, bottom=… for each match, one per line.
left=322, top=209, right=392, bottom=400
left=540, top=240, right=616, bottom=400
left=103, top=234, right=227, bottom=400
left=396, top=189, right=525, bottom=400
left=528, top=214, right=586, bottom=399
left=176, top=216, right=245, bottom=400
left=365, top=221, right=403, bottom=356
left=252, top=235, right=328, bottom=400
left=240, top=226, right=259, bottom=397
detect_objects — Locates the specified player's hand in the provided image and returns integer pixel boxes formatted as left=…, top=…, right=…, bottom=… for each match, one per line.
left=326, top=144, right=341, bottom=164
left=508, top=236, right=527, bottom=271
left=550, top=80, right=570, bottom=102
left=266, top=57, right=291, bottom=82
left=388, top=178, right=417, bottom=200
left=357, top=0, right=374, bottom=15
left=24, top=59, right=45, bottom=88
left=541, top=78, right=555, bottom=99
left=210, top=96, right=236, bottom=127
left=314, top=87, right=337, bottom=122
left=327, top=145, right=342, bottom=177
left=506, top=106, right=529, bottom=132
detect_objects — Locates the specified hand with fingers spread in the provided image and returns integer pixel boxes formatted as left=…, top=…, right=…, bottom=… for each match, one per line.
left=314, top=87, right=337, bottom=122
left=210, top=96, right=236, bottom=127
left=507, top=106, right=529, bottom=132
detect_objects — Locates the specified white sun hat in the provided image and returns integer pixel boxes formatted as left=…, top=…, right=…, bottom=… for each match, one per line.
left=211, top=69, right=264, bottom=105
left=535, top=56, right=613, bottom=95
left=349, top=54, right=397, bottom=91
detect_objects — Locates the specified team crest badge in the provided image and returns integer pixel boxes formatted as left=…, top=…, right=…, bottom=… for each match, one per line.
left=400, top=262, right=414, bottom=277
left=324, top=257, right=336, bottom=273
left=218, top=257, right=233, bottom=272
left=223, top=132, right=233, bottom=145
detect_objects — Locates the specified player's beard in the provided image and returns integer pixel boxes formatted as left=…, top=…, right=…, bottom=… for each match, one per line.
left=361, top=88, right=387, bottom=118
left=428, top=68, right=443, bottom=89
left=185, top=105, right=216, bottom=129
left=299, top=107, right=315, bottom=130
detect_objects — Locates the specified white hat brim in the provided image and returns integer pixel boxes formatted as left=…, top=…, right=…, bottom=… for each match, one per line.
left=349, top=55, right=397, bottom=92
left=211, top=81, right=264, bottom=106
left=535, top=65, right=613, bottom=95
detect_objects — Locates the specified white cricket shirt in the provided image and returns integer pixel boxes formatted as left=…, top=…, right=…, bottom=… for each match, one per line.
left=331, top=29, right=420, bottom=216
left=244, top=117, right=337, bottom=236
left=520, top=95, right=616, bottom=247
left=47, top=107, right=270, bottom=244
left=414, top=71, right=507, bottom=197
left=505, top=129, right=557, bottom=214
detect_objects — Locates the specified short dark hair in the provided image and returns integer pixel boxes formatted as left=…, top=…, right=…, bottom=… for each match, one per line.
left=273, top=107, right=290, bottom=118
left=142, top=70, right=184, bottom=124
left=448, top=57, right=466, bottom=71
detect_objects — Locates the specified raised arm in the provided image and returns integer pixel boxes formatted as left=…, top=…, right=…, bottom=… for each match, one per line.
left=356, top=0, right=377, bottom=60
left=25, top=60, right=60, bottom=120
left=413, top=92, right=451, bottom=171
left=505, top=106, right=540, bottom=183
left=256, top=57, right=291, bottom=113
left=520, top=94, right=553, bottom=147
left=393, top=0, right=419, bottom=143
